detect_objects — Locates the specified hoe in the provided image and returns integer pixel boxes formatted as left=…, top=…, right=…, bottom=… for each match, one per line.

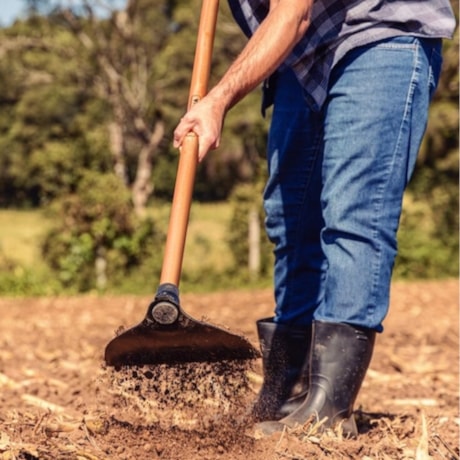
left=104, top=0, right=259, bottom=367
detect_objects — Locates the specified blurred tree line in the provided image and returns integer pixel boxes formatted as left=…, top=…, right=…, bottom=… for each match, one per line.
left=0, top=0, right=457, bottom=293
left=0, top=0, right=264, bottom=210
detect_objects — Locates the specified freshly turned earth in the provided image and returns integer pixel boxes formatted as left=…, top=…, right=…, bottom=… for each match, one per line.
left=0, top=279, right=458, bottom=459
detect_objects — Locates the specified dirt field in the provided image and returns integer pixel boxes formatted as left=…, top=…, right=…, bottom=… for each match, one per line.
left=0, top=279, right=458, bottom=459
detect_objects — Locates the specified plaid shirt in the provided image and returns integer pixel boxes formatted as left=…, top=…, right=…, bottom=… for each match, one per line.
left=228, top=0, right=456, bottom=110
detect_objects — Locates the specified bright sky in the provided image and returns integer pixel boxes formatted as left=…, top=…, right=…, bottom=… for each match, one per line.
left=1, top=0, right=127, bottom=27
left=2, top=0, right=26, bottom=26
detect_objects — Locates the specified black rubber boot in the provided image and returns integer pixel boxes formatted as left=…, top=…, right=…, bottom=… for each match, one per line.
left=258, top=320, right=375, bottom=435
left=251, top=318, right=312, bottom=421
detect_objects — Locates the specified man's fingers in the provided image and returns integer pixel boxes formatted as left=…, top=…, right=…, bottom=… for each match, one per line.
left=197, top=134, right=212, bottom=162
left=197, top=132, right=221, bottom=162
left=173, top=120, right=188, bottom=148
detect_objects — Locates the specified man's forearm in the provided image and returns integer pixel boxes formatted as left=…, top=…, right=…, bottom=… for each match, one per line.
left=173, top=0, right=313, bottom=160
left=209, top=0, right=313, bottom=112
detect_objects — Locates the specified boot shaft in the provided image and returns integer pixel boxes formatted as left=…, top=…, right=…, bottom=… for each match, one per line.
left=309, top=320, right=376, bottom=416
left=257, top=318, right=312, bottom=390
left=253, top=318, right=312, bottom=420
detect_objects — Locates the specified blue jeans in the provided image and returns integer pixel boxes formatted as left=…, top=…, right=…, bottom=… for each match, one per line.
left=264, top=36, right=442, bottom=332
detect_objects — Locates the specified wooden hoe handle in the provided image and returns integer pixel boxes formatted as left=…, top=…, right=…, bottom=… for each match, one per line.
left=160, top=0, right=220, bottom=286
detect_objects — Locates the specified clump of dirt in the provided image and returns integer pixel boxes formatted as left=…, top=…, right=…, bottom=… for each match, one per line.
left=91, top=360, right=259, bottom=459
left=100, top=360, right=255, bottom=431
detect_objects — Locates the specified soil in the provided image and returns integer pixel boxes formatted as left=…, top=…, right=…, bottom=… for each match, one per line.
left=0, top=279, right=458, bottom=460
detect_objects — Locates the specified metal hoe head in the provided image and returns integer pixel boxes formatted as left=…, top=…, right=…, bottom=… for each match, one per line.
left=104, top=284, right=259, bottom=367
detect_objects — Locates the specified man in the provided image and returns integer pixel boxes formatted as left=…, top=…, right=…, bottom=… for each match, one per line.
left=174, top=0, right=455, bottom=436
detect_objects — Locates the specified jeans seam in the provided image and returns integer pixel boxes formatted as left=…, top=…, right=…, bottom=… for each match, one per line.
left=373, top=43, right=417, bottom=50
left=369, top=41, right=420, bottom=318
left=285, top=127, right=323, bottom=310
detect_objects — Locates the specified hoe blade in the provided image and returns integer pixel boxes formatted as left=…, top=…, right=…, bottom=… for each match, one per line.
left=104, top=285, right=259, bottom=367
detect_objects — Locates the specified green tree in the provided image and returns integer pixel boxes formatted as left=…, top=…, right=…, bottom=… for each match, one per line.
left=0, top=16, right=112, bottom=207
left=0, top=0, right=266, bottom=208
left=42, top=170, right=164, bottom=292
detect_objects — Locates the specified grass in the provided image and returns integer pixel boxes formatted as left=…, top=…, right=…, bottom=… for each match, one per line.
left=0, top=202, right=234, bottom=274
left=147, top=200, right=234, bottom=274
left=0, top=209, right=51, bottom=267
left=184, top=201, right=233, bottom=273
left=0, top=200, right=456, bottom=296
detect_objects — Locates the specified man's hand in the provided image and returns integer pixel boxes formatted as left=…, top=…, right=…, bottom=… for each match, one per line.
left=173, top=93, right=226, bottom=162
